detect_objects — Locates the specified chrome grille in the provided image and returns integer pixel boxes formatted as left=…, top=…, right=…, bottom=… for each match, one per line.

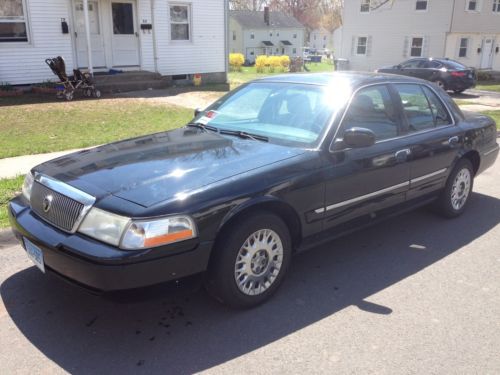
left=31, top=181, right=85, bottom=232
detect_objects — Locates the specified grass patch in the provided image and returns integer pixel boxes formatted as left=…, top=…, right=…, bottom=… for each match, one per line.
left=229, top=61, right=334, bottom=88
left=475, top=82, right=500, bottom=93
left=0, top=176, right=23, bottom=228
left=0, top=97, right=193, bottom=158
left=481, top=110, right=500, bottom=129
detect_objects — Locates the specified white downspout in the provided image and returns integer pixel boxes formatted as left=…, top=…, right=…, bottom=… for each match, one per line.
left=82, top=0, right=94, bottom=75
left=151, top=0, right=159, bottom=73
left=224, top=0, right=229, bottom=83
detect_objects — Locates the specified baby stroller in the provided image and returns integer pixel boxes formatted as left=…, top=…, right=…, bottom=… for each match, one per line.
left=45, top=56, right=101, bottom=100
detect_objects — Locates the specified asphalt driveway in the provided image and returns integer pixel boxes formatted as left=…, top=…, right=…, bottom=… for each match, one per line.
left=0, top=160, right=499, bottom=374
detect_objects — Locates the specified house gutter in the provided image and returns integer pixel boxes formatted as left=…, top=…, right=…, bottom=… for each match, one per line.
left=224, top=0, right=229, bottom=83
left=151, top=0, right=159, bottom=73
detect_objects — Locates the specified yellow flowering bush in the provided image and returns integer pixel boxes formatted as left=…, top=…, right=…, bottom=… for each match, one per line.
left=229, top=53, right=245, bottom=72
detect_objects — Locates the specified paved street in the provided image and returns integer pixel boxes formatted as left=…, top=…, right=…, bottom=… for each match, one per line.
left=1, top=159, right=499, bottom=374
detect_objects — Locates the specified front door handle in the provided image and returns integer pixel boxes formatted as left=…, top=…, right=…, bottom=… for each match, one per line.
left=448, top=136, right=459, bottom=146
left=395, top=148, right=411, bottom=162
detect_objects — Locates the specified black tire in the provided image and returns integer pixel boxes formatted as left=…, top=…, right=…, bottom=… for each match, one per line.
left=205, top=211, right=292, bottom=308
left=434, top=158, right=474, bottom=218
left=453, top=89, right=465, bottom=94
left=435, top=80, right=446, bottom=90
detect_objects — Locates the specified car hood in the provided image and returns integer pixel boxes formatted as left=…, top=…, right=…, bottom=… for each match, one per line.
left=33, top=128, right=305, bottom=207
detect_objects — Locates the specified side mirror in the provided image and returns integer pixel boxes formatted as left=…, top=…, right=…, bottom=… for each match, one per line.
left=194, top=108, right=202, bottom=117
left=343, top=127, right=376, bottom=148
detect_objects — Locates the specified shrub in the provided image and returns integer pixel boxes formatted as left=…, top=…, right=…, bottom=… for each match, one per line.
left=477, top=71, right=492, bottom=82
left=255, top=55, right=267, bottom=73
left=279, top=55, right=291, bottom=72
left=268, top=56, right=282, bottom=73
left=229, top=53, right=245, bottom=72
left=0, top=82, right=13, bottom=91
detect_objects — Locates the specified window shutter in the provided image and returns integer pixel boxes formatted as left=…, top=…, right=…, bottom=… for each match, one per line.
left=366, top=36, right=373, bottom=56
left=403, top=36, right=409, bottom=58
left=351, top=36, right=356, bottom=55
left=423, top=36, right=430, bottom=57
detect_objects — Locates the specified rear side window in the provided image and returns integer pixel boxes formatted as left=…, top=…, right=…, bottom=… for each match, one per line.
left=394, top=84, right=452, bottom=132
left=342, top=85, right=399, bottom=141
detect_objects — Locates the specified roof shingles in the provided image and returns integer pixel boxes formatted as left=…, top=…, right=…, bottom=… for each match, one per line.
left=230, top=10, right=304, bottom=29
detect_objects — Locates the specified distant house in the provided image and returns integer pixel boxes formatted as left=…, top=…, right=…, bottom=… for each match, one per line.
left=229, top=8, right=305, bottom=63
left=309, top=28, right=332, bottom=52
left=0, top=0, right=227, bottom=85
left=336, top=0, right=500, bottom=71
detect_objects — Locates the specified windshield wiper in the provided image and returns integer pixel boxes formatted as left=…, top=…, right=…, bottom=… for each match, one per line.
left=219, top=129, right=269, bottom=142
left=186, top=123, right=219, bottom=132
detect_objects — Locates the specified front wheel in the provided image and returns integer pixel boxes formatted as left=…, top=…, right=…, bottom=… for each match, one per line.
left=435, top=80, right=446, bottom=90
left=434, top=159, right=474, bottom=218
left=206, top=212, right=292, bottom=308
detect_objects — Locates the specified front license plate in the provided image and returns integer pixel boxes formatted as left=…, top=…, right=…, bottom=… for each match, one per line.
left=23, top=237, right=45, bottom=273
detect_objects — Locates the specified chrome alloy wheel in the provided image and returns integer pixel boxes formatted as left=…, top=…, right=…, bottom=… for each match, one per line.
left=234, top=229, right=284, bottom=296
left=451, top=167, right=471, bottom=210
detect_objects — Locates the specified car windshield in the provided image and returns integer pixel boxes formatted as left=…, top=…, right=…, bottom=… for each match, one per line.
left=192, top=82, right=342, bottom=147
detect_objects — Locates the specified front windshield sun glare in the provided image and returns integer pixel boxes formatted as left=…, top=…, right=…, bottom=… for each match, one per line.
left=193, top=82, right=342, bottom=147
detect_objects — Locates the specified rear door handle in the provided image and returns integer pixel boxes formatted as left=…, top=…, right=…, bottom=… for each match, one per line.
left=448, top=136, right=459, bottom=146
left=395, top=148, right=411, bottom=162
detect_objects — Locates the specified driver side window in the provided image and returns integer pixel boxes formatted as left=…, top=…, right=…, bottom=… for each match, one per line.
left=342, top=85, right=399, bottom=141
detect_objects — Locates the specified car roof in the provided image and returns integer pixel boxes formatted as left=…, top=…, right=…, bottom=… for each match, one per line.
left=254, top=71, right=425, bottom=89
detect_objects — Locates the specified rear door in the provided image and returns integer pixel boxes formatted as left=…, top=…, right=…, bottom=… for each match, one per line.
left=321, top=84, right=411, bottom=230
left=391, top=83, right=462, bottom=200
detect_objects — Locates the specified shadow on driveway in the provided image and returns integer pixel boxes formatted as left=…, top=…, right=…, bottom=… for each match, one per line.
left=2, top=192, right=499, bottom=374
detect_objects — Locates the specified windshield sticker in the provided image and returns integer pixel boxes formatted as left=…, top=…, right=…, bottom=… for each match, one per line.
left=197, top=110, right=218, bottom=125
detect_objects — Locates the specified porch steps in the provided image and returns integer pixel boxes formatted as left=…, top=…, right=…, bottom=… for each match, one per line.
left=93, top=71, right=171, bottom=93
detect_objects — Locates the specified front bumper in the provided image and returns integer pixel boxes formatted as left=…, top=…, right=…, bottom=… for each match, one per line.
left=8, top=197, right=213, bottom=292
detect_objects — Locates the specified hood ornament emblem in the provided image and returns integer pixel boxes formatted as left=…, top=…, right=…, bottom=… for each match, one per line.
left=42, top=195, right=53, bottom=213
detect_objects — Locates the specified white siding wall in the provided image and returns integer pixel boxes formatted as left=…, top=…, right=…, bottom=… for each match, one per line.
left=154, top=0, right=226, bottom=75
left=0, top=0, right=74, bottom=85
left=309, top=29, right=332, bottom=50
left=446, top=33, right=500, bottom=70
left=339, top=0, right=454, bottom=71
left=138, top=0, right=155, bottom=72
left=229, top=17, right=244, bottom=54
left=241, top=27, right=304, bottom=62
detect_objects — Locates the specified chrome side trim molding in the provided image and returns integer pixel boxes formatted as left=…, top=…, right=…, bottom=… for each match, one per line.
left=410, top=168, right=447, bottom=184
left=483, top=145, right=499, bottom=156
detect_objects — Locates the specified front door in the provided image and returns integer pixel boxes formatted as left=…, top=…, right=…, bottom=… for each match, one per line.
left=323, top=84, right=410, bottom=230
left=480, top=38, right=494, bottom=69
left=111, top=1, right=140, bottom=66
left=74, top=1, right=106, bottom=68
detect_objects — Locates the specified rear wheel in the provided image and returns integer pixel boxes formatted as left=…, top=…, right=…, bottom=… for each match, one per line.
left=434, top=159, right=474, bottom=218
left=206, top=212, right=292, bottom=308
left=453, top=89, right=465, bottom=94
left=435, top=80, right=446, bottom=90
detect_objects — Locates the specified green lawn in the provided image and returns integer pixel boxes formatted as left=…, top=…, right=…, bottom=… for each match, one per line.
left=229, top=61, right=334, bottom=88
left=0, top=176, right=23, bottom=228
left=481, top=110, right=500, bottom=129
left=0, top=97, right=193, bottom=159
left=475, top=82, right=500, bottom=92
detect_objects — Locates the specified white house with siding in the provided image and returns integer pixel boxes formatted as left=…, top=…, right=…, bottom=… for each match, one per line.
left=229, top=8, right=305, bottom=63
left=0, top=0, right=227, bottom=85
left=336, top=0, right=500, bottom=71
left=309, top=28, right=332, bottom=52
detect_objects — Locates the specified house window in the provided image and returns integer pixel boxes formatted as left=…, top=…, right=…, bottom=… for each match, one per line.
left=293, top=48, right=297, bottom=54
left=459, top=38, right=469, bottom=57
left=415, top=0, right=428, bottom=11
left=323, top=35, right=327, bottom=40
left=466, top=0, right=478, bottom=11
left=250, top=33, right=255, bottom=39
left=410, top=37, right=424, bottom=56
left=232, top=31, right=236, bottom=41
left=356, top=36, right=368, bottom=55
left=360, top=0, right=370, bottom=12
left=170, top=4, right=190, bottom=41
left=493, top=0, right=500, bottom=12
left=293, top=33, right=297, bottom=38
left=0, top=0, right=29, bottom=43
left=277, top=32, right=279, bottom=37
left=270, top=32, right=272, bottom=37
left=250, top=51, right=254, bottom=55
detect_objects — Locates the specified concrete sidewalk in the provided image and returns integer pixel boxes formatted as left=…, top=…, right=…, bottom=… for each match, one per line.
left=0, top=148, right=87, bottom=179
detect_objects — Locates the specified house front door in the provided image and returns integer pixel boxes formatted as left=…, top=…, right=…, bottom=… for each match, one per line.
left=111, top=1, right=140, bottom=66
left=74, top=0, right=106, bottom=68
left=480, top=38, right=494, bottom=69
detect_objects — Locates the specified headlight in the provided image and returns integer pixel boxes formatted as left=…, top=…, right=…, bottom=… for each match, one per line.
left=78, top=208, right=130, bottom=247
left=22, top=172, right=34, bottom=201
left=121, top=216, right=196, bottom=250
left=78, top=208, right=196, bottom=250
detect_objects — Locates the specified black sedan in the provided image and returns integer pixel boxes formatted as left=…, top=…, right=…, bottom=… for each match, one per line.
left=9, top=73, right=498, bottom=308
left=376, top=58, right=476, bottom=94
